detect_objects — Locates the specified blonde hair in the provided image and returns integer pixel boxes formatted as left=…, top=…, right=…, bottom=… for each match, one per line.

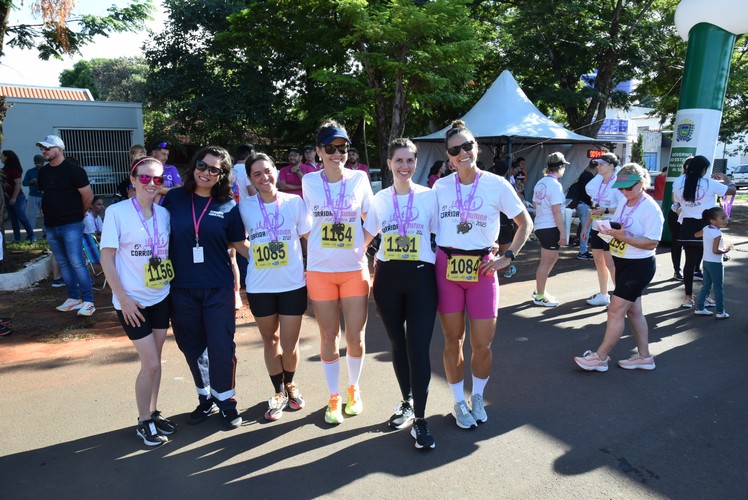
left=619, top=163, right=651, bottom=189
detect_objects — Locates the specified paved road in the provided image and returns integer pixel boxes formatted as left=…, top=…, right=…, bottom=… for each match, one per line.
left=2, top=223, right=748, bottom=499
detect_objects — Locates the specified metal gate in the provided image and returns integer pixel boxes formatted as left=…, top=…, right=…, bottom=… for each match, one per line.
left=59, top=129, right=134, bottom=196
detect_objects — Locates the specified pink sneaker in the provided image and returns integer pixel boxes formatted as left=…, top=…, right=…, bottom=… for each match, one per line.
left=574, top=350, right=609, bottom=372
left=618, top=354, right=656, bottom=370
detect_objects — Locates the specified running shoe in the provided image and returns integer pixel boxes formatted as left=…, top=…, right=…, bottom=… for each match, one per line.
left=136, top=419, right=168, bottom=446
left=693, top=271, right=704, bottom=281
left=234, top=291, right=243, bottom=310
left=470, top=394, right=487, bottom=423
left=221, top=408, right=243, bottom=428
left=264, top=392, right=289, bottom=421
left=51, top=278, right=65, bottom=288
left=574, top=350, right=609, bottom=372
left=617, top=354, right=656, bottom=370
left=187, top=400, right=218, bottom=425
left=77, top=301, right=95, bottom=317
left=344, top=385, right=363, bottom=415
left=285, top=382, right=305, bottom=410
left=533, top=294, right=559, bottom=307
left=694, top=309, right=713, bottom=316
left=325, top=394, right=344, bottom=424
left=0, top=325, right=11, bottom=337
left=151, top=410, right=177, bottom=435
left=0, top=317, right=11, bottom=326
left=411, top=418, right=435, bottom=449
left=705, top=297, right=716, bottom=308
left=681, top=297, right=694, bottom=309
left=586, top=293, right=610, bottom=306
left=452, top=400, right=477, bottom=429
left=55, top=298, right=82, bottom=312
left=577, top=252, right=594, bottom=261
left=503, top=264, right=517, bottom=278
left=388, top=399, right=415, bottom=430
left=673, top=271, right=684, bottom=281
left=716, top=311, right=730, bottom=319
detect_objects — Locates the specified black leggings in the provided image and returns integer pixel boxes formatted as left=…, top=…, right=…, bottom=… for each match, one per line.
left=683, top=245, right=703, bottom=296
left=372, top=259, right=437, bottom=418
left=667, top=209, right=682, bottom=273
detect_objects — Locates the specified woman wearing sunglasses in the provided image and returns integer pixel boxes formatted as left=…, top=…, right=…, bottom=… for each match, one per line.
left=301, top=120, right=374, bottom=425
left=363, top=138, right=439, bottom=449
left=237, top=153, right=311, bottom=422
left=581, top=152, right=625, bottom=307
left=671, top=155, right=736, bottom=309
left=433, top=119, right=532, bottom=429
left=574, top=163, right=663, bottom=372
left=162, top=146, right=248, bottom=430
left=100, top=157, right=174, bottom=446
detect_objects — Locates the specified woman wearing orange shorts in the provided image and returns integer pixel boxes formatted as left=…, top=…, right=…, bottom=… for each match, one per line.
left=301, top=120, right=374, bottom=425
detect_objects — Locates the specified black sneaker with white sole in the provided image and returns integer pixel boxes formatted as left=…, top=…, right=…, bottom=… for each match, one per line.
left=187, top=400, right=218, bottom=425
left=151, top=410, right=177, bottom=435
left=411, top=418, right=435, bottom=449
left=136, top=419, right=168, bottom=446
left=221, top=408, right=243, bottom=428
left=388, top=399, right=415, bottom=430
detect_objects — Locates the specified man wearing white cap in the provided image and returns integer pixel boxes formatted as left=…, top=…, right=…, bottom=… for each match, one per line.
left=36, top=135, right=96, bottom=316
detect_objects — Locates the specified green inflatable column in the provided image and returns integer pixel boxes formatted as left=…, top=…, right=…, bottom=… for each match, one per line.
left=661, top=23, right=735, bottom=242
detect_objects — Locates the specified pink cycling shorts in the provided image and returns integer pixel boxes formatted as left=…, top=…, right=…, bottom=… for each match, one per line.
left=435, top=248, right=499, bottom=319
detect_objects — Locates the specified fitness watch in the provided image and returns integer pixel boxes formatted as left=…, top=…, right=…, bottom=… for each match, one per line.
left=504, top=250, right=516, bottom=261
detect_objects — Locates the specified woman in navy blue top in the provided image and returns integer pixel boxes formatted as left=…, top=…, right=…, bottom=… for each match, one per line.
left=163, top=145, right=248, bottom=429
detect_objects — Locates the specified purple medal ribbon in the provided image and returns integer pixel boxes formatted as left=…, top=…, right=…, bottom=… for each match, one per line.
left=454, top=171, right=481, bottom=224
left=131, top=198, right=160, bottom=259
left=90, top=210, right=101, bottom=232
left=595, top=175, right=614, bottom=206
left=257, top=195, right=280, bottom=242
left=723, top=193, right=735, bottom=218
left=616, top=193, right=648, bottom=229
left=391, top=187, right=415, bottom=238
left=322, top=171, right=347, bottom=223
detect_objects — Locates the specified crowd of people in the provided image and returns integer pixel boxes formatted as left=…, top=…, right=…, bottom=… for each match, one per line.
left=1, top=124, right=738, bottom=449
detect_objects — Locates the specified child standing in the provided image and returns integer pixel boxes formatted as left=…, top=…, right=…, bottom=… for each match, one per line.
left=694, top=207, right=731, bottom=319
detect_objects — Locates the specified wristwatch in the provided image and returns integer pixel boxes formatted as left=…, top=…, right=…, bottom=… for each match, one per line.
left=504, top=250, right=516, bottom=261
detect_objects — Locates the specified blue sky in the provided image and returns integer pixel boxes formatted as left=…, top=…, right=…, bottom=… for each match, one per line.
left=1, top=0, right=165, bottom=87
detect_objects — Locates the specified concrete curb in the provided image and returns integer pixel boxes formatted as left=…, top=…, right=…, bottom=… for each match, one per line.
left=0, top=254, right=52, bottom=291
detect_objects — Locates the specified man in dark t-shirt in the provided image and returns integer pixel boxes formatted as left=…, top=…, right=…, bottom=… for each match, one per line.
left=36, top=134, right=96, bottom=316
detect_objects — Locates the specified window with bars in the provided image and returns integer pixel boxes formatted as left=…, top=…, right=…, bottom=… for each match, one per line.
left=59, top=129, right=134, bottom=196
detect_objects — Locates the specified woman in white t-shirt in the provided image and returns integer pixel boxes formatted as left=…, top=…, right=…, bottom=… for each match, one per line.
left=575, top=163, right=663, bottom=372
left=581, top=153, right=625, bottom=307
left=672, top=155, right=736, bottom=308
left=238, top=153, right=311, bottom=422
left=301, top=120, right=373, bottom=425
left=531, top=152, right=568, bottom=307
left=100, top=156, right=173, bottom=447
left=363, top=138, right=439, bottom=449
left=433, top=120, right=532, bottom=430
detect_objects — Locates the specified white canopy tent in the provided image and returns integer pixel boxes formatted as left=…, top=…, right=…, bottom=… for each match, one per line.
left=412, top=70, right=606, bottom=194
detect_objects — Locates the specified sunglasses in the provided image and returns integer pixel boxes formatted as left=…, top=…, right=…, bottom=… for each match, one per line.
left=447, top=141, right=474, bottom=157
left=592, top=160, right=610, bottom=166
left=195, top=161, right=223, bottom=176
left=137, top=175, right=165, bottom=186
left=322, top=144, right=349, bottom=155
left=618, top=183, right=640, bottom=192
left=158, top=142, right=169, bottom=149
left=39, top=146, right=52, bottom=152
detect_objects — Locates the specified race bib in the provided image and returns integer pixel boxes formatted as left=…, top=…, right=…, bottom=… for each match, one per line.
left=446, top=255, right=481, bottom=282
left=383, top=234, right=419, bottom=261
left=591, top=213, right=604, bottom=220
left=252, top=241, right=289, bottom=269
left=321, top=222, right=354, bottom=249
left=144, top=259, right=174, bottom=288
left=609, top=238, right=628, bottom=257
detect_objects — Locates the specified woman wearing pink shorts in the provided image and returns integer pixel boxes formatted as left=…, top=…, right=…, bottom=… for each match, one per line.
left=432, top=120, right=532, bottom=429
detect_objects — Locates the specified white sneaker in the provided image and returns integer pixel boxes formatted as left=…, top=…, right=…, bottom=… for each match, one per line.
left=56, top=298, right=82, bottom=312
left=77, top=301, right=96, bottom=317
left=586, top=293, right=610, bottom=306
left=716, top=311, right=730, bottom=319
left=694, top=309, right=713, bottom=316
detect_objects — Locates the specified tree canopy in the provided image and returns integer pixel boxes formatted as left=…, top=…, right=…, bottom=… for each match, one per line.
left=59, top=56, right=148, bottom=102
